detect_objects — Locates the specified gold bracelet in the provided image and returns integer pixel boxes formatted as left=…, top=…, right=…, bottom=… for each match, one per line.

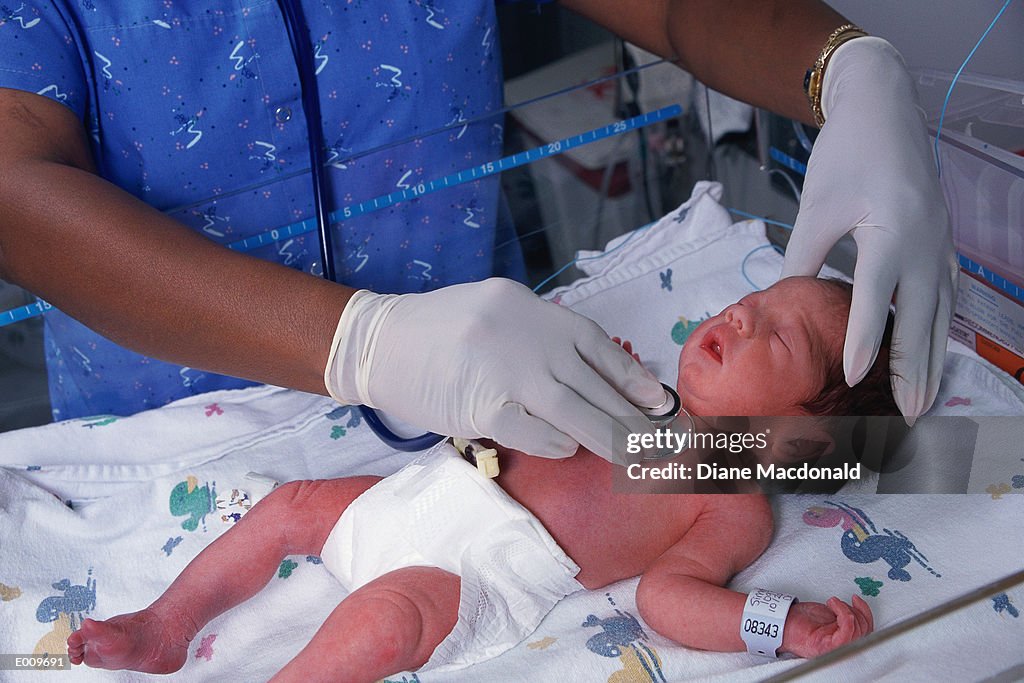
left=804, top=24, right=868, bottom=127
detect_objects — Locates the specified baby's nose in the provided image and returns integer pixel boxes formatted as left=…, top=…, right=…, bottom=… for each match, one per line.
left=725, top=306, right=753, bottom=337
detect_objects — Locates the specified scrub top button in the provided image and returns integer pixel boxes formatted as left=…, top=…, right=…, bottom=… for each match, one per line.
left=275, top=106, right=292, bottom=123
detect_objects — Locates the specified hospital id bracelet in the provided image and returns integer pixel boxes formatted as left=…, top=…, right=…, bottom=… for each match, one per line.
left=804, top=24, right=867, bottom=127
left=740, top=588, right=797, bottom=657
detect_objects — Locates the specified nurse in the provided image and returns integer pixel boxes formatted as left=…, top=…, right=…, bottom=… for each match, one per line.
left=0, top=0, right=953, bottom=461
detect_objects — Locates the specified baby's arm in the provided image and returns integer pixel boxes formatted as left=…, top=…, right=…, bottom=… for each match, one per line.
left=635, top=494, right=873, bottom=658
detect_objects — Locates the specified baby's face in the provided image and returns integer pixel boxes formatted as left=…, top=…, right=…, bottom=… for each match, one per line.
left=677, top=277, right=845, bottom=416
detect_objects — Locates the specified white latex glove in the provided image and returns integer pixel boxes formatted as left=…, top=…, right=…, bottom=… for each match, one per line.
left=782, top=37, right=958, bottom=424
left=323, top=278, right=665, bottom=462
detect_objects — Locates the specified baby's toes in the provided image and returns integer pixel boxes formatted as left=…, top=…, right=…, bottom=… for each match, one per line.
left=67, top=631, right=85, bottom=664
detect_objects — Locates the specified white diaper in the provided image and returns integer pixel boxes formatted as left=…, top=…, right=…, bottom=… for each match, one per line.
left=319, top=443, right=583, bottom=673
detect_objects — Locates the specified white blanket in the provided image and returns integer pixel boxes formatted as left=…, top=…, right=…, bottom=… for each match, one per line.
left=1, top=183, right=1022, bottom=682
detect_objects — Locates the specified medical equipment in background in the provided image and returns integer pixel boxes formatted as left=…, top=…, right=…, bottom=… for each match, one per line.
left=916, top=68, right=1024, bottom=383
left=505, top=42, right=692, bottom=285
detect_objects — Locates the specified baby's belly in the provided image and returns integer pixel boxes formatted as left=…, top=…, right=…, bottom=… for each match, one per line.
left=495, top=448, right=700, bottom=589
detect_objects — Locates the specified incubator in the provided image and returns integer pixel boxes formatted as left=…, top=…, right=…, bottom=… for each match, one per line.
left=0, top=6, right=1022, bottom=677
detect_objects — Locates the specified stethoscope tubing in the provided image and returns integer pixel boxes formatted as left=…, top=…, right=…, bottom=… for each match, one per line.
left=276, top=0, right=444, bottom=452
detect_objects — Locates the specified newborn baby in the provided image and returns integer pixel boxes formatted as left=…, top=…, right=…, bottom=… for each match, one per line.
left=68, top=276, right=892, bottom=681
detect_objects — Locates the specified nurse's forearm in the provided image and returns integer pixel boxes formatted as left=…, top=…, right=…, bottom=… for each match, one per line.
left=562, top=0, right=849, bottom=125
left=0, top=157, right=351, bottom=396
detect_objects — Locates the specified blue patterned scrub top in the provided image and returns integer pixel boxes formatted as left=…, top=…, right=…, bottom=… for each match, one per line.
left=0, top=1, right=529, bottom=420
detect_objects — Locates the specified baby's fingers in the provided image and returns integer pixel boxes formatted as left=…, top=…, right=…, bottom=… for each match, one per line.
left=827, top=597, right=857, bottom=641
left=613, top=338, right=640, bottom=362
left=851, top=595, right=874, bottom=634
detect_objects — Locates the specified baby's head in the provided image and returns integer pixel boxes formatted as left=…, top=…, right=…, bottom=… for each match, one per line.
left=677, top=276, right=899, bottom=418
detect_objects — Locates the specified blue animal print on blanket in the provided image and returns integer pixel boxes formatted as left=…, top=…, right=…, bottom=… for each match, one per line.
left=162, top=536, right=183, bottom=556
left=582, top=608, right=665, bottom=682
left=992, top=593, right=1019, bottom=618
left=803, top=501, right=941, bottom=582
left=36, top=569, right=96, bottom=631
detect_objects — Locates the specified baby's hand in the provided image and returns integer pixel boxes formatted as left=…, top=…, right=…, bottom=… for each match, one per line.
left=781, top=596, right=873, bottom=658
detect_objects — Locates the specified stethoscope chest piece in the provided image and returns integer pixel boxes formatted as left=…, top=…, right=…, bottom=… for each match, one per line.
left=640, top=383, right=698, bottom=461
left=641, top=383, right=682, bottom=427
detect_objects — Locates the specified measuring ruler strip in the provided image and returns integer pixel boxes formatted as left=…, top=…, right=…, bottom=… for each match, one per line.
left=228, top=104, right=681, bottom=252
left=1, top=299, right=54, bottom=327
left=0, top=104, right=681, bottom=327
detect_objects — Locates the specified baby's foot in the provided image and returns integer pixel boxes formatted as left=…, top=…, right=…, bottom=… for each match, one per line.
left=67, top=609, right=192, bottom=674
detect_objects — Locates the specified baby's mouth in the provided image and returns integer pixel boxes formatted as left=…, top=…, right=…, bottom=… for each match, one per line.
left=701, top=331, right=723, bottom=363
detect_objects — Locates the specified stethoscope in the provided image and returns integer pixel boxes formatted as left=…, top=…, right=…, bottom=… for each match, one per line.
left=277, top=0, right=683, bottom=453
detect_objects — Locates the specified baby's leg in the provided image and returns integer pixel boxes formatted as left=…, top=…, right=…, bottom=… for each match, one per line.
left=67, top=477, right=378, bottom=674
left=272, top=566, right=460, bottom=683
